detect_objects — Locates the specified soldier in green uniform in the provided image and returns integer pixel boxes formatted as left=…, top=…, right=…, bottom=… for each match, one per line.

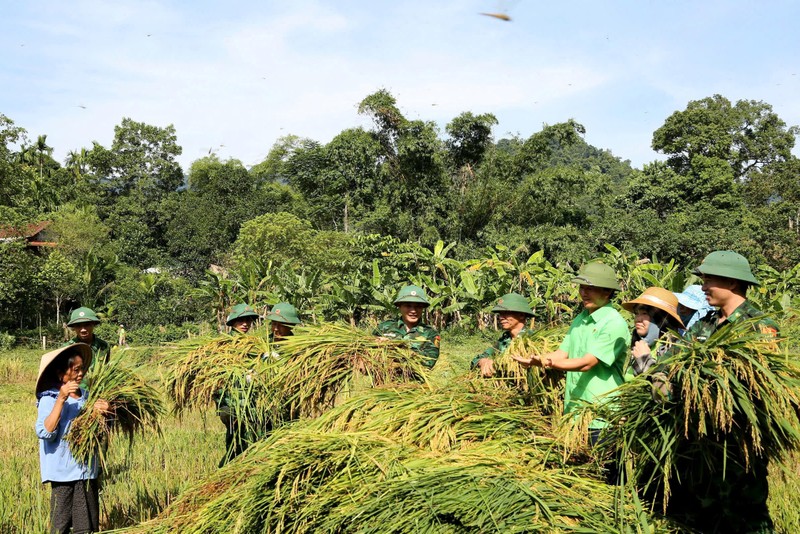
left=65, top=307, right=111, bottom=389
left=656, top=251, right=777, bottom=533
left=265, top=302, right=301, bottom=342
left=513, top=262, right=629, bottom=445
left=470, top=292, right=534, bottom=377
left=226, top=303, right=259, bottom=334
left=217, top=303, right=260, bottom=466
left=373, top=285, right=440, bottom=368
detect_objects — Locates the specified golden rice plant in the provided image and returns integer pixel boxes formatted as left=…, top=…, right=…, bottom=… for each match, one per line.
left=67, top=355, right=165, bottom=472
left=163, top=330, right=280, bottom=439
left=592, top=316, right=800, bottom=511
left=304, top=381, right=558, bottom=454
left=271, top=322, right=431, bottom=419
left=118, top=429, right=671, bottom=533
left=493, top=325, right=567, bottom=414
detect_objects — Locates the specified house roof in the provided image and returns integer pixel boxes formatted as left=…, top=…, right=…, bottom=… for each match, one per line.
left=0, top=221, right=51, bottom=239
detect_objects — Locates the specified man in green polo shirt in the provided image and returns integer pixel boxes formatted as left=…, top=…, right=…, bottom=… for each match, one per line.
left=471, top=292, right=534, bottom=377
left=374, top=285, right=440, bottom=369
left=65, top=307, right=111, bottom=389
left=513, top=262, right=629, bottom=444
left=656, top=250, right=777, bottom=533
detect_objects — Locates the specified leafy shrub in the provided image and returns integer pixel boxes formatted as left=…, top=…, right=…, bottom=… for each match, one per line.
left=127, top=323, right=203, bottom=345
left=0, top=332, right=16, bottom=351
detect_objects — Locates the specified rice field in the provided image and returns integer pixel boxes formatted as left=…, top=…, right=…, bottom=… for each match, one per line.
left=2, top=327, right=800, bottom=533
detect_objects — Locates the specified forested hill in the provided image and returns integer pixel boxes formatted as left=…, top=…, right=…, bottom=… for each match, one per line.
left=1, top=90, right=799, bottom=335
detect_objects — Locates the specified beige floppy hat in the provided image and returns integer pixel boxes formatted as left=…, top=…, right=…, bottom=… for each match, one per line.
left=35, top=343, right=92, bottom=395
left=622, top=287, right=684, bottom=328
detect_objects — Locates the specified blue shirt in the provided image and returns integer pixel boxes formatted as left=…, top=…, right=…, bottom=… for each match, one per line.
left=35, top=388, right=98, bottom=483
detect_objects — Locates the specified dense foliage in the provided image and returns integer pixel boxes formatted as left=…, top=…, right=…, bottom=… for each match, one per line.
left=1, top=91, right=799, bottom=337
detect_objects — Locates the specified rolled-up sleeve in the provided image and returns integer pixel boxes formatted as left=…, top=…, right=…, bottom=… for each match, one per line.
left=35, top=396, right=58, bottom=441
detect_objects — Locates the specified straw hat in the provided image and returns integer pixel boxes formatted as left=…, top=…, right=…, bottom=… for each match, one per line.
left=622, top=287, right=684, bottom=328
left=36, top=343, right=92, bottom=395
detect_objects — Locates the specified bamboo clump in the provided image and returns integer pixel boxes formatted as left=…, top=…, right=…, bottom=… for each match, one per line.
left=67, top=355, right=165, bottom=472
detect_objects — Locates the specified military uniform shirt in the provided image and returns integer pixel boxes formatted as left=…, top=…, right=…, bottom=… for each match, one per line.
left=558, top=303, right=629, bottom=427
left=373, top=319, right=440, bottom=368
left=666, top=299, right=776, bottom=532
left=470, top=327, right=530, bottom=369
left=687, top=299, right=779, bottom=341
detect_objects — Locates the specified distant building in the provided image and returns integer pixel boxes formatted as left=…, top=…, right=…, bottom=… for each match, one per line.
left=0, top=221, right=57, bottom=252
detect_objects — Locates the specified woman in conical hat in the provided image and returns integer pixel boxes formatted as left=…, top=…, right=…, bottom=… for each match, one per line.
left=621, top=287, right=684, bottom=378
left=35, top=344, right=110, bottom=534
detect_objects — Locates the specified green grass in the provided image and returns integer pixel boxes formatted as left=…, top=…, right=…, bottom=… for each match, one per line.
left=2, top=328, right=800, bottom=533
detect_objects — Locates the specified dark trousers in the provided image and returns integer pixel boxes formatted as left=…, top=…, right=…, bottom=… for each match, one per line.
left=49, top=479, right=100, bottom=534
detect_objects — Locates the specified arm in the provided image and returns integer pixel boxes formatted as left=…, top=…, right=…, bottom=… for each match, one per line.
left=36, top=383, right=75, bottom=440
left=471, top=346, right=497, bottom=370
left=544, top=353, right=598, bottom=372
left=512, top=349, right=568, bottom=369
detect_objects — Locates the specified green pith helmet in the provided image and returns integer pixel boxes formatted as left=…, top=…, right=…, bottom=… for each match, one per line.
left=67, top=307, right=101, bottom=327
left=265, top=302, right=301, bottom=325
left=570, top=262, right=620, bottom=290
left=693, top=250, right=760, bottom=286
left=491, top=293, right=534, bottom=316
left=393, top=285, right=430, bottom=307
left=226, top=303, right=260, bottom=326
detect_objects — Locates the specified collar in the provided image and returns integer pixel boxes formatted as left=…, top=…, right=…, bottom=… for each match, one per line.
left=578, top=303, right=617, bottom=323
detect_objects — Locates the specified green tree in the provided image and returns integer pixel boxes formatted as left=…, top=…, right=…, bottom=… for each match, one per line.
left=445, top=111, right=498, bottom=169
left=652, top=94, right=798, bottom=182
left=88, top=117, right=184, bottom=199
left=37, top=250, right=80, bottom=325
left=232, top=212, right=352, bottom=274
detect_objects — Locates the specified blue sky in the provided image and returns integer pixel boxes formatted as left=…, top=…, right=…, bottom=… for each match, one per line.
left=2, top=0, right=799, bottom=172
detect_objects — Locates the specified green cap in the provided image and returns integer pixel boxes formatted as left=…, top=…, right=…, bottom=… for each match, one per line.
left=393, top=285, right=430, bottom=307
left=693, top=250, right=759, bottom=286
left=226, top=304, right=260, bottom=326
left=67, top=307, right=101, bottom=327
left=570, top=262, right=620, bottom=290
left=491, top=293, right=534, bottom=316
left=265, top=302, right=301, bottom=325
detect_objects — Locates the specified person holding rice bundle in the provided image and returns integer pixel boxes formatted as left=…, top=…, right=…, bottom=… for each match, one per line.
left=471, top=292, right=534, bottom=377
left=226, top=303, right=260, bottom=334
left=512, top=262, right=629, bottom=445
left=265, top=302, right=301, bottom=342
left=65, top=307, right=111, bottom=389
left=654, top=250, right=778, bottom=532
left=374, top=285, right=440, bottom=369
left=620, top=287, right=683, bottom=379
left=217, top=303, right=261, bottom=466
left=35, top=344, right=111, bottom=534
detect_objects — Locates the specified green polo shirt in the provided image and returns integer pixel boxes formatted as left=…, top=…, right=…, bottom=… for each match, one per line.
left=559, top=304, right=629, bottom=427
